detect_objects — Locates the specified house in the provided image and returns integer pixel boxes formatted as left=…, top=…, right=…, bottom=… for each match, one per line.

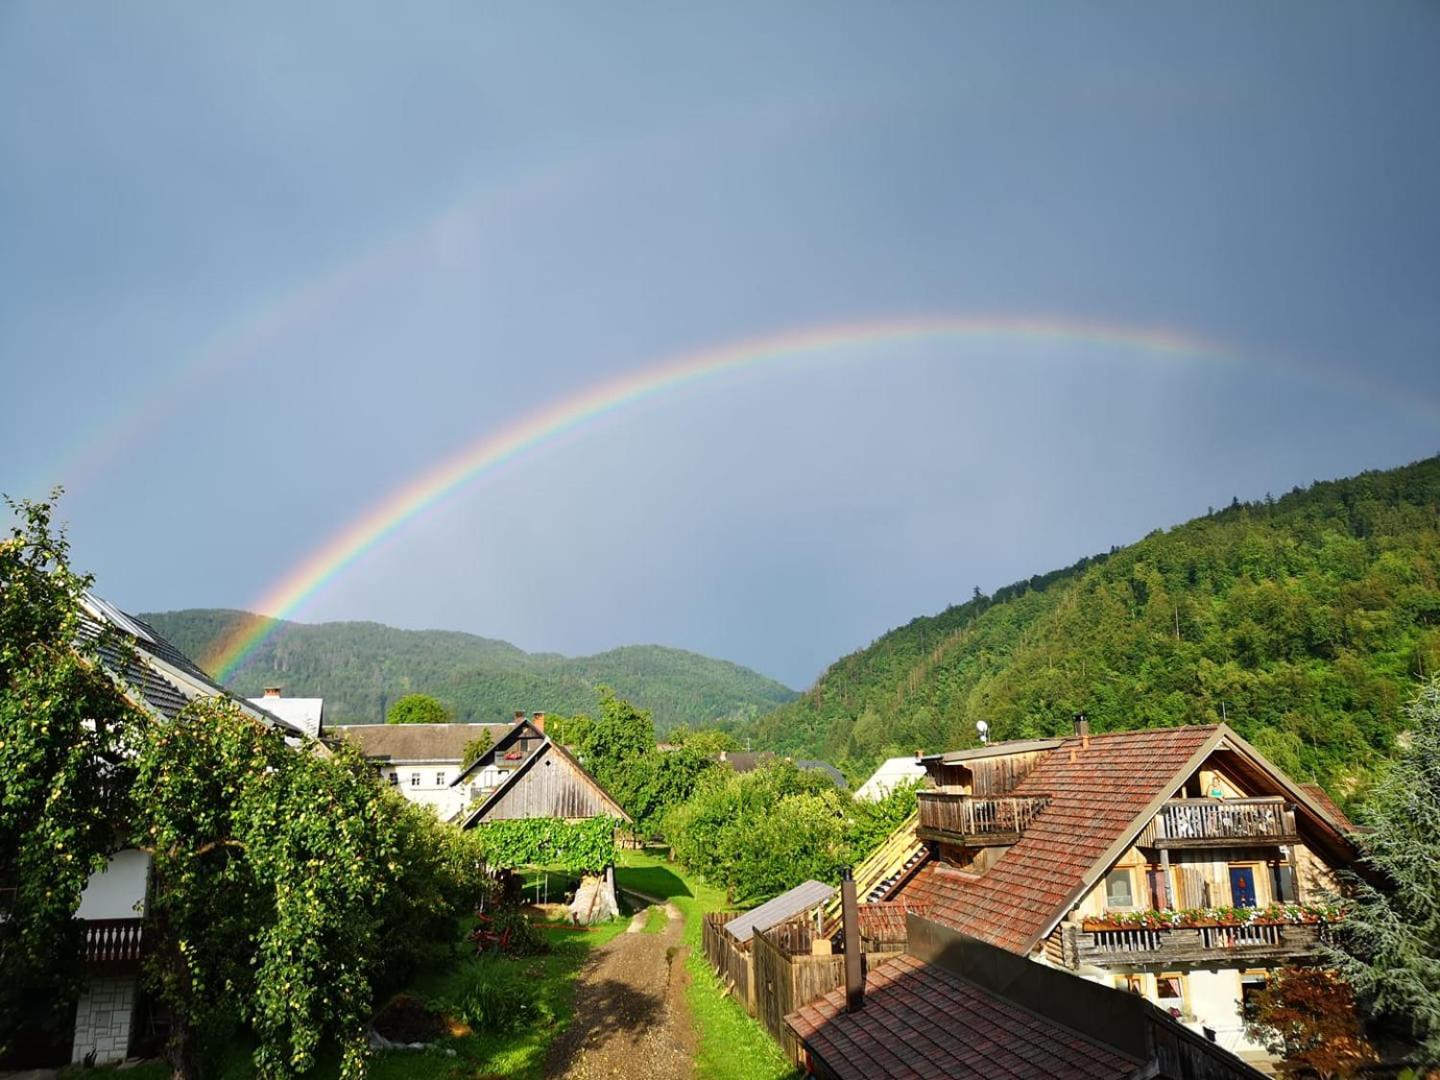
left=247, top=686, right=325, bottom=737
left=329, top=719, right=511, bottom=821
left=853, top=754, right=927, bottom=802
left=787, top=910, right=1268, bottom=1080
left=864, top=717, right=1358, bottom=1068
left=45, top=595, right=307, bottom=1067
left=451, top=714, right=632, bottom=828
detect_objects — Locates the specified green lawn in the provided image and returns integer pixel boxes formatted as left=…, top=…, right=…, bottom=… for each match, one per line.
left=615, top=850, right=798, bottom=1080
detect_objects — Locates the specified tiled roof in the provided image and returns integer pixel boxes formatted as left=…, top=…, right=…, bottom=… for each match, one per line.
left=724, top=880, right=835, bottom=944
left=898, top=726, right=1219, bottom=953
left=78, top=601, right=299, bottom=733
left=332, top=723, right=511, bottom=763
left=786, top=952, right=1137, bottom=1079
left=1300, top=783, right=1356, bottom=832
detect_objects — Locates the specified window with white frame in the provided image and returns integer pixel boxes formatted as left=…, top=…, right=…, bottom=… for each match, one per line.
left=436, top=771, right=445, bottom=786
left=388, top=772, right=398, bottom=785
left=410, top=772, right=420, bottom=787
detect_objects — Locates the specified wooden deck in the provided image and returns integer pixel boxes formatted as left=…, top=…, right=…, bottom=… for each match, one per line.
left=1138, top=797, right=1298, bottom=849
left=1061, top=920, right=1327, bottom=968
left=916, top=792, right=1051, bottom=847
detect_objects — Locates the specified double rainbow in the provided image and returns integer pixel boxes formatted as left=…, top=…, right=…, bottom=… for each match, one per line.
left=206, top=314, right=1283, bottom=680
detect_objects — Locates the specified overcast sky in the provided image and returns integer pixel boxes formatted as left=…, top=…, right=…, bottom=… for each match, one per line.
left=2, top=3, right=1437, bottom=688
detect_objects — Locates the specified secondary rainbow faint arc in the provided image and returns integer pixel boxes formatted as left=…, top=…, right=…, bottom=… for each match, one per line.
left=206, top=314, right=1236, bottom=680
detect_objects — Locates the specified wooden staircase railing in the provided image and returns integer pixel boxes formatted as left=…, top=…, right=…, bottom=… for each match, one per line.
left=822, top=811, right=926, bottom=929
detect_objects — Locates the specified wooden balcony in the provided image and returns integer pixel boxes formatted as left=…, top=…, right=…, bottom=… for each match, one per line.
left=1061, top=920, right=1326, bottom=969
left=916, top=792, right=1051, bottom=847
left=83, top=917, right=146, bottom=973
left=1139, top=797, right=1298, bottom=850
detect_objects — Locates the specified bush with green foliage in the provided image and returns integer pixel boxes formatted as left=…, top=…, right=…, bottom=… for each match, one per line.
left=0, top=495, right=137, bottom=1055
left=446, top=960, right=550, bottom=1033
left=386, top=692, right=453, bottom=725
left=0, top=495, right=489, bottom=1078
left=471, top=816, right=618, bottom=874
left=664, top=759, right=916, bottom=904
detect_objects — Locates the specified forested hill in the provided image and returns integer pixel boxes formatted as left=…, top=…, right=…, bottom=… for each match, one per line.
left=138, top=609, right=798, bottom=732
left=744, top=455, right=1440, bottom=800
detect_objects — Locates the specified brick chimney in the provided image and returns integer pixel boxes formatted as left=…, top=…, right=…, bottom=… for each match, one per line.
left=264, top=686, right=282, bottom=698
left=514, top=710, right=525, bottom=725
left=531, top=711, right=546, bottom=734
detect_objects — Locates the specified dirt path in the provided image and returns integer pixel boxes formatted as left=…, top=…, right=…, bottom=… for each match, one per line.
left=544, top=902, right=696, bottom=1080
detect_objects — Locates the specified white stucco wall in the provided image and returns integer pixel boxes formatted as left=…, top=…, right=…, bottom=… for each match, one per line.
left=77, top=849, right=149, bottom=920
left=384, top=765, right=468, bottom=821
left=1185, top=968, right=1269, bottom=1057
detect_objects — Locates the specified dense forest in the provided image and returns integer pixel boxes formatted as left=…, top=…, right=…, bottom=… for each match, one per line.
left=140, top=610, right=797, bottom=732
left=743, top=455, right=1440, bottom=802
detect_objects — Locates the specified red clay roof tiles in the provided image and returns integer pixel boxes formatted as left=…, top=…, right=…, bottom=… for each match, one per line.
left=894, top=726, right=1220, bottom=953
left=786, top=953, right=1137, bottom=1080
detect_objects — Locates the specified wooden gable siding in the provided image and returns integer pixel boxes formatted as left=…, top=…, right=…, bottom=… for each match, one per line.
left=477, top=746, right=619, bottom=822
left=935, top=750, right=1049, bottom=796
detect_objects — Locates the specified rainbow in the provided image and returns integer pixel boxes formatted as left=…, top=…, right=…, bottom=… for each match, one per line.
left=200, top=313, right=1334, bottom=680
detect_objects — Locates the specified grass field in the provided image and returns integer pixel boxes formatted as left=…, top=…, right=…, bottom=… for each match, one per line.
left=615, top=850, right=798, bottom=1080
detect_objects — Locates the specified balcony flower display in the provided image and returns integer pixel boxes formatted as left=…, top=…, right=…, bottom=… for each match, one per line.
left=1083, top=901, right=1344, bottom=932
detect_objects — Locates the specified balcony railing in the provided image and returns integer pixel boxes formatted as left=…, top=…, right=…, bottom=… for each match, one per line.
left=1061, top=920, right=1326, bottom=969
left=1140, top=797, right=1298, bottom=849
left=83, top=917, right=145, bottom=972
left=916, top=792, right=1051, bottom=846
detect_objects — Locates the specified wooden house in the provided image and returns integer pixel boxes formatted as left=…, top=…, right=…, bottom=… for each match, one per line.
left=451, top=716, right=632, bottom=828
left=855, top=718, right=1358, bottom=1069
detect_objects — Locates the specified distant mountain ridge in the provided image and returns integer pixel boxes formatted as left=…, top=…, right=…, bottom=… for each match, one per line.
left=742, top=454, right=1440, bottom=798
left=139, top=609, right=798, bottom=732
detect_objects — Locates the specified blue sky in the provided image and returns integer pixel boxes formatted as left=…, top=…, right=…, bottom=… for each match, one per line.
left=2, top=3, right=1437, bottom=688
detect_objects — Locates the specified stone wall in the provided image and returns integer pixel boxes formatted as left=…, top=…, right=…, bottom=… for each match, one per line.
left=71, top=975, right=136, bottom=1065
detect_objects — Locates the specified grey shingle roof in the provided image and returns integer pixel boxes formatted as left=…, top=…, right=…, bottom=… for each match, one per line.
left=724, top=880, right=835, bottom=943
left=331, top=723, right=511, bottom=763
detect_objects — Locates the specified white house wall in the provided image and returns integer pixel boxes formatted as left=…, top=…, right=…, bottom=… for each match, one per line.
left=77, top=849, right=149, bottom=920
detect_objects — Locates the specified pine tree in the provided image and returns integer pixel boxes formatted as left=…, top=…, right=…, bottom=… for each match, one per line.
left=1331, top=677, right=1440, bottom=1064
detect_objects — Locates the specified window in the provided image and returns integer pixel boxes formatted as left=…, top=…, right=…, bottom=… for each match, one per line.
left=1241, top=972, right=1268, bottom=1022
left=1229, top=864, right=1258, bottom=908
left=1155, top=974, right=1186, bottom=1018
left=410, top=772, right=420, bottom=787
left=1272, top=862, right=1297, bottom=903
left=1147, top=867, right=1170, bottom=910
left=1114, top=974, right=1144, bottom=995
left=1105, top=869, right=1135, bottom=909
left=436, top=771, right=446, bottom=786
left=387, top=772, right=398, bottom=786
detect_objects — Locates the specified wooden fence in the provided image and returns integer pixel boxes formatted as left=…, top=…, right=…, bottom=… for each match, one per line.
left=702, top=910, right=753, bottom=1014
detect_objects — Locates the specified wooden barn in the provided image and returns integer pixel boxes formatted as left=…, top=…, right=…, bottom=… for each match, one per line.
left=451, top=717, right=632, bottom=828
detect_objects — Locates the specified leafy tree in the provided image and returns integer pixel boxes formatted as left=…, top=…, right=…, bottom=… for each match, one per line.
left=583, top=686, right=656, bottom=769
left=386, top=692, right=452, bottom=725
left=0, top=495, right=140, bottom=1052
left=1244, top=967, right=1377, bottom=1078
left=675, top=727, right=740, bottom=755
left=1331, top=677, right=1440, bottom=1063
left=461, top=729, right=493, bottom=770
left=544, top=712, right=592, bottom=749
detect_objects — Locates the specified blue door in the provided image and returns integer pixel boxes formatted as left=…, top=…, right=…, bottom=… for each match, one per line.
left=1229, top=866, right=1257, bottom=908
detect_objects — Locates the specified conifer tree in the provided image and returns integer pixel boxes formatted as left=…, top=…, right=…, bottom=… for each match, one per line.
left=1332, top=678, right=1440, bottom=1064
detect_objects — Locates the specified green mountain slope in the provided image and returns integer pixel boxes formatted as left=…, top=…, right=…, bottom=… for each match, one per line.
left=138, top=610, right=798, bottom=732
left=745, top=455, right=1440, bottom=798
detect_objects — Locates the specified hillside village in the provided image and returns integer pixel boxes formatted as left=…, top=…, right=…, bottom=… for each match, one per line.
left=5, top=457, right=1440, bottom=1078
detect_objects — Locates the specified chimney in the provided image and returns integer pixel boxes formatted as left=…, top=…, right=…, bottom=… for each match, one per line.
left=264, top=686, right=282, bottom=698
left=1074, top=712, right=1090, bottom=749
left=514, top=710, right=526, bottom=725
left=531, top=711, right=546, bottom=734
left=841, top=868, right=864, bottom=1013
